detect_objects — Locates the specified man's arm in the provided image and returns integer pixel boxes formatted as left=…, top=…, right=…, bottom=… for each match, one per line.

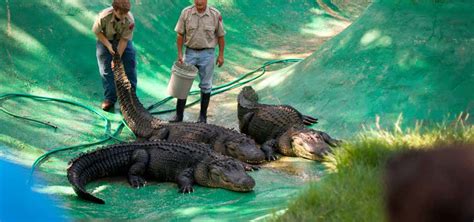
left=216, top=36, right=225, bottom=67
left=96, top=32, right=115, bottom=55
left=117, top=38, right=128, bottom=57
left=177, top=33, right=184, bottom=63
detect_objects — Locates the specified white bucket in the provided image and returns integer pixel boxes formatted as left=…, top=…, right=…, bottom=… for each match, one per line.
left=167, top=62, right=198, bottom=99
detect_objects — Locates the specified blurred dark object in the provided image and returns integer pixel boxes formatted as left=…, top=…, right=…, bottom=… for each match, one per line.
left=385, top=143, right=474, bottom=222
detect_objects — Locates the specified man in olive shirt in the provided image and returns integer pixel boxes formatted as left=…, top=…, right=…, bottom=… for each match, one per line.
left=93, top=0, right=137, bottom=111
left=172, top=0, right=226, bottom=123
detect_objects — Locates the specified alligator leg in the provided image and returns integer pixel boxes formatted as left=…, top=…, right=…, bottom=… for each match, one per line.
left=136, top=137, right=148, bottom=142
left=239, top=112, right=254, bottom=134
left=302, top=115, right=318, bottom=126
left=241, top=161, right=260, bottom=171
left=149, top=128, right=170, bottom=141
left=177, top=168, right=194, bottom=193
left=243, top=164, right=260, bottom=171
left=261, top=139, right=278, bottom=161
left=128, top=149, right=149, bottom=188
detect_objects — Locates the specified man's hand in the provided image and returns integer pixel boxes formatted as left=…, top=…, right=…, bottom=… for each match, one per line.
left=177, top=53, right=184, bottom=64
left=216, top=55, right=224, bottom=67
left=107, top=45, right=116, bottom=56
left=111, top=53, right=122, bottom=69
left=110, top=50, right=118, bottom=69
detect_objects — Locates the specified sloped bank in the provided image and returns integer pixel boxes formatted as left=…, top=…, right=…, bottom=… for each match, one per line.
left=254, top=0, right=474, bottom=139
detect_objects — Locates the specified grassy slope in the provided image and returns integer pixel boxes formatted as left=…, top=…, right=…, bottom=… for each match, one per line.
left=272, top=1, right=474, bottom=220
left=276, top=117, right=474, bottom=221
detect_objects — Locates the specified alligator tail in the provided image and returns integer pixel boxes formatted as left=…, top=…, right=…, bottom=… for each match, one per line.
left=67, top=144, right=136, bottom=204
left=237, top=86, right=260, bottom=121
left=113, top=57, right=157, bottom=138
left=239, top=86, right=259, bottom=104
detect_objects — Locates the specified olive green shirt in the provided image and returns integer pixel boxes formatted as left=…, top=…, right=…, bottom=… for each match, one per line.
left=175, top=6, right=226, bottom=49
left=92, top=7, right=135, bottom=40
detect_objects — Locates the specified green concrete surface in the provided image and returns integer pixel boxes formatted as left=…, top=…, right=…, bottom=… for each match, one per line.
left=1, top=0, right=472, bottom=221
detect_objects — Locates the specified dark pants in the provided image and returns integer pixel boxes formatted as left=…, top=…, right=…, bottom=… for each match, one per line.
left=96, top=40, right=137, bottom=103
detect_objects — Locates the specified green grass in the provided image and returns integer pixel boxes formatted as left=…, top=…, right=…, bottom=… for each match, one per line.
left=274, top=116, right=474, bottom=222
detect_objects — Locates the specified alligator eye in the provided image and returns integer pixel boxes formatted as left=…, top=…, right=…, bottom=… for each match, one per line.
left=221, top=175, right=230, bottom=183
left=211, top=169, right=220, bottom=176
left=210, top=171, right=221, bottom=181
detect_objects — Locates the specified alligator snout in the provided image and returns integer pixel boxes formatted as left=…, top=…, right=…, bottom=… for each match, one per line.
left=234, top=176, right=255, bottom=192
left=308, top=145, right=330, bottom=155
left=240, top=149, right=266, bottom=164
left=227, top=140, right=266, bottom=164
left=309, top=146, right=331, bottom=160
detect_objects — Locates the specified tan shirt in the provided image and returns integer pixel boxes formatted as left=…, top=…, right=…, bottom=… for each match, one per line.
left=92, top=7, right=135, bottom=40
left=175, top=6, right=226, bottom=49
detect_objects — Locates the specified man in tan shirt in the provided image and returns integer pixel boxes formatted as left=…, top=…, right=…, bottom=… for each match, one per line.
left=171, top=0, right=226, bottom=123
left=92, top=0, right=137, bottom=111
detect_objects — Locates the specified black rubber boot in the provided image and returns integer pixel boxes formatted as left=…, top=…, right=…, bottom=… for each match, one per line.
left=169, top=99, right=186, bottom=122
left=197, top=92, right=211, bottom=123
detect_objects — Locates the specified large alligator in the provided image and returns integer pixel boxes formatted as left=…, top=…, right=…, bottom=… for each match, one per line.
left=237, top=86, right=341, bottom=161
left=237, top=87, right=318, bottom=127
left=67, top=141, right=256, bottom=204
left=112, top=55, right=265, bottom=166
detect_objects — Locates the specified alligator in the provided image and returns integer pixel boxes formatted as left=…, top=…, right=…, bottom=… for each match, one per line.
left=237, top=86, right=341, bottom=161
left=237, top=87, right=318, bottom=127
left=67, top=141, right=256, bottom=204
left=111, top=55, right=266, bottom=166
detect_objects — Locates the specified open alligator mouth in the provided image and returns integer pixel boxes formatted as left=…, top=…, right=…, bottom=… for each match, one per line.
left=297, top=151, right=324, bottom=161
left=293, top=142, right=329, bottom=161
